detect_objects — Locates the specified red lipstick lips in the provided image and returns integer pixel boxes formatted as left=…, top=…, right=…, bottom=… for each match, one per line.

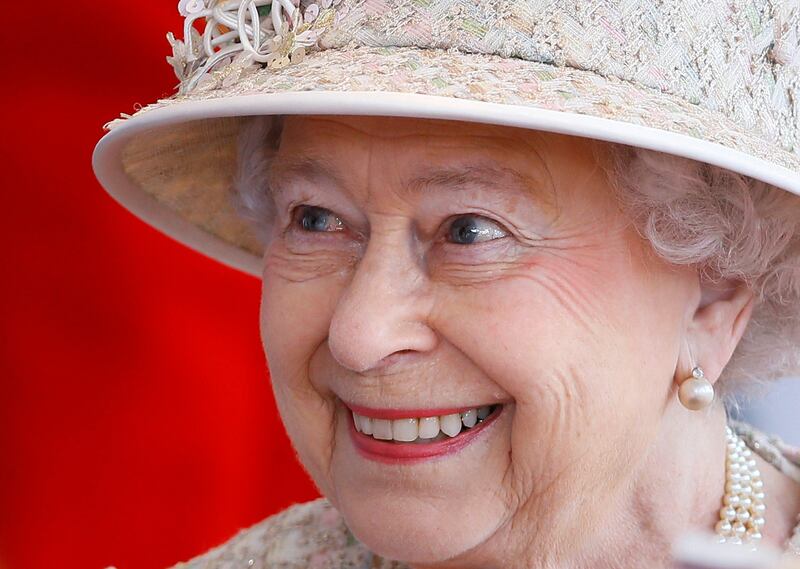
left=346, top=403, right=486, bottom=420
left=345, top=403, right=502, bottom=464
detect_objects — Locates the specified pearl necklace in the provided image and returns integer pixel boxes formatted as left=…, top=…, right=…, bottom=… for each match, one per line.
left=715, top=427, right=766, bottom=545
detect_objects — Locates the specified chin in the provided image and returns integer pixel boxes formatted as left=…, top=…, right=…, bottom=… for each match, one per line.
left=335, top=486, right=501, bottom=564
left=324, top=405, right=513, bottom=564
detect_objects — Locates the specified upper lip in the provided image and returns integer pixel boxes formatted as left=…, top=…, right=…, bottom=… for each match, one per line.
left=343, top=400, right=498, bottom=420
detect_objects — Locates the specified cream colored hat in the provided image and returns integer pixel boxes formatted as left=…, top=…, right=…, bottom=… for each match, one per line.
left=92, top=0, right=800, bottom=278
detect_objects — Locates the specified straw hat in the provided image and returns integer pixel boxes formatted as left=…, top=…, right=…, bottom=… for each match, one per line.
left=92, top=0, right=800, bottom=278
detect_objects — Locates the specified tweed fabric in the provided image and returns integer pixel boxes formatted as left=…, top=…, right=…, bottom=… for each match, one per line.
left=111, top=0, right=800, bottom=159
left=98, top=0, right=800, bottom=272
left=313, top=0, right=799, bottom=157
left=167, top=499, right=410, bottom=569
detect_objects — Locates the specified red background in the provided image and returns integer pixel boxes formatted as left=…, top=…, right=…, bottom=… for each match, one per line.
left=0, top=3, right=319, bottom=568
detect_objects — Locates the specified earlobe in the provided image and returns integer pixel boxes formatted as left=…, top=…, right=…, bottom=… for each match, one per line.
left=686, top=280, right=756, bottom=384
left=673, top=279, right=756, bottom=410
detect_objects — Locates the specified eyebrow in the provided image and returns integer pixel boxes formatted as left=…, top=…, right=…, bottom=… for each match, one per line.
left=268, top=155, right=554, bottom=207
left=268, top=155, right=348, bottom=195
left=407, top=163, right=552, bottom=200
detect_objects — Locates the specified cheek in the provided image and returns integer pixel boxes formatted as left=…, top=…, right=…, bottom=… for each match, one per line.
left=259, top=266, right=346, bottom=492
left=260, top=241, right=355, bottom=377
left=429, top=244, right=681, bottom=491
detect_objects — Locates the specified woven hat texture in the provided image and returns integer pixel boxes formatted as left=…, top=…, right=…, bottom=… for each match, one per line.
left=95, top=0, right=800, bottom=276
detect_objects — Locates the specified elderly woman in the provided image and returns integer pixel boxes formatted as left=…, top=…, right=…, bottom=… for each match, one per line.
left=93, top=0, right=800, bottom=567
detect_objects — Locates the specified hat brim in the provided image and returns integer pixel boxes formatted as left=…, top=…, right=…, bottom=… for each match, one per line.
left=92, top=46, right=800, bottom=278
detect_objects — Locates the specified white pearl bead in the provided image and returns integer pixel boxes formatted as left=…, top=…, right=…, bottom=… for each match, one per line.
left=678, top=377, right=715, bottom=410
left=724, top=494, right=740, bottom=507
left=726, top=481, right=742, bottom=494
left=716, top=430, right=766, bottom=546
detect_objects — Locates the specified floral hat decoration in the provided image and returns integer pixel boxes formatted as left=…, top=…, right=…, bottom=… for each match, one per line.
left=93, top=0, right=800, bottom=277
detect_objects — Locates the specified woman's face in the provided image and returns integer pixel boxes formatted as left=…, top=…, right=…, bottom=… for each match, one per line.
left=259, top=115, right=696, bottom=565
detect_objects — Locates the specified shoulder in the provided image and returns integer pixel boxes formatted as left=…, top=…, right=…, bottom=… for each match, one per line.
left=168, top=498, right=409, bottom=569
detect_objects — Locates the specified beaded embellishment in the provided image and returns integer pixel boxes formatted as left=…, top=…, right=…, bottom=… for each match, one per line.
left=716, top=427, right=767, bottom=545
left=732, top=421, right=800, bottom=557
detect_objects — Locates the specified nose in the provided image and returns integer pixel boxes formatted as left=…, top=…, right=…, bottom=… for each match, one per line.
left=327, top=236, right=438, bottom=373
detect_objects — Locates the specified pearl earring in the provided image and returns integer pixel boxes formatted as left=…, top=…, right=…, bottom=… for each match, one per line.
left=678, top=366, right=715, bottom=410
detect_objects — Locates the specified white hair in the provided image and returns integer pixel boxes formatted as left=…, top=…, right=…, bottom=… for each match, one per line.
left=233, top=115, right=800, bottom=399
left=596, top=142, right=800, bottom=399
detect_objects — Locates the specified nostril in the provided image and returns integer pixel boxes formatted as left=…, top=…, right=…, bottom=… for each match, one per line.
left=375, top=349, right=419, bottom=370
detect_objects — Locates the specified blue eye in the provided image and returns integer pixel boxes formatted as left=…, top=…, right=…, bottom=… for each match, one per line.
left=295, top=206, right=344, bottom=232
left=447, top=215, right=508, bottom=244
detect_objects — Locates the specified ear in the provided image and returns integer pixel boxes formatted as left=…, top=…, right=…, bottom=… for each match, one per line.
left=677, top=277, right=756, bottom=385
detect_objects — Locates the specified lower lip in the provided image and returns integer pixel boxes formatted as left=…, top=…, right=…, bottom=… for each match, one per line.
left=346, top=407, right=502, bottom=464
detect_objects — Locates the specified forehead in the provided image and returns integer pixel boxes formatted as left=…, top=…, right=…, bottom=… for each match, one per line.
left=274, top=116, right=604, bottom=200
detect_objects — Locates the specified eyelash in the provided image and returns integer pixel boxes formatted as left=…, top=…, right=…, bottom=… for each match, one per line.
left=288, top=204, right=511, bottom=247
left=290, top=205, right=345, bottom=233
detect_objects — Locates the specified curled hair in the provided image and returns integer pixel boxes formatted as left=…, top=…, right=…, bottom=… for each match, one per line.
left=596, top=142, right=800, bottom=399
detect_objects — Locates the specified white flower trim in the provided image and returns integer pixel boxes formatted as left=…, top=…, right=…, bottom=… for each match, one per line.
left=167, top=0, right=340, bottom=94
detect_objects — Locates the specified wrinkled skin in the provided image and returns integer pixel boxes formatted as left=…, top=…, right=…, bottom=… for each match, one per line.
left=257, top=115, right=794, bottom=569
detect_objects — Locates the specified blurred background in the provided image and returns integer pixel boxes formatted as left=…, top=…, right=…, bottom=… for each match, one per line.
left=0, top=4, right=318, bottom=569
left=738, top=379, right=800, bottom=446
left=0, top=3, right=796, bottom=569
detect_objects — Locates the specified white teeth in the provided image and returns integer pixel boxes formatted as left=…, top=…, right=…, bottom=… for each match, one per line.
left=418, top=416, right=440, bottom=439
left=359, top=415, right=373, bottom=435
left=351, top=405, right=496, bottom=442
left=372, top=419, right=393, bottom=440
left=461, top=409, right=477, bottom=428
left=440, top=413, right=462, bottom=437
left=392, top=418, right=419, bottom=442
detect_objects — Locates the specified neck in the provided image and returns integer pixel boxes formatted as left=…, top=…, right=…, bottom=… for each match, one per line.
left=534, top=405, right=730, bottom=569
left=603, top=404, right=730, bottom=568
left=413, top=405, right=735, bottom=569
left=410, top=407, right=800, bottom=569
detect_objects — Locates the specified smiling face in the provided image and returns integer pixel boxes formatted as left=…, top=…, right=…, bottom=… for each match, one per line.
left=258, top=115, right=698, bottom=566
